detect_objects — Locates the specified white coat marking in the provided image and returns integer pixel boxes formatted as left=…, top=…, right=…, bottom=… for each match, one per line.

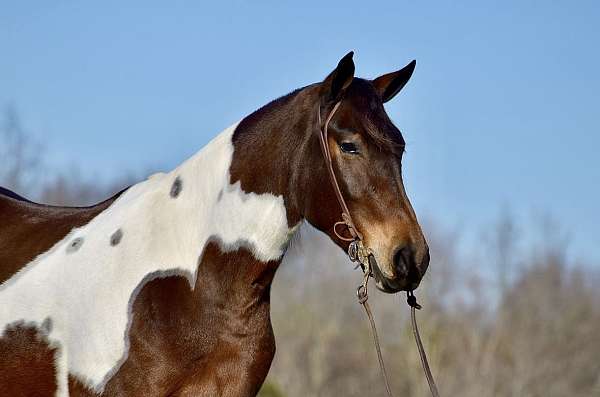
left=0, top=123, right=301, bottom=396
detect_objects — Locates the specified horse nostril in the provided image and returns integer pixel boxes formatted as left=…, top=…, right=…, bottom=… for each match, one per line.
left=393, top=247, right=412, bottom=278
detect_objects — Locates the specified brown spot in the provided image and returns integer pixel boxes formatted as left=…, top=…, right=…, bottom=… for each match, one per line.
left=0, top=322, right=58, bottom=396
left=110, top=229, right=123, bottom=246
left=66, top=237, right=84, bottom=253
left=170, top=177, right=183, bottom=198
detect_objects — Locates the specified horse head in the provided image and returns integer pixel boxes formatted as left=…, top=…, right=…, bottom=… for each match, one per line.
left=303, top=52, right=429, bottom=293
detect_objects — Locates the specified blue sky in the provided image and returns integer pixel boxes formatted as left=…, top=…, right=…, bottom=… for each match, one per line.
left=1, top=1, right=599, bottom=263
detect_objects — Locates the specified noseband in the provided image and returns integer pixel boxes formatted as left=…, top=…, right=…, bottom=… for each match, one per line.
left=316, top=101, right=440, bottom=397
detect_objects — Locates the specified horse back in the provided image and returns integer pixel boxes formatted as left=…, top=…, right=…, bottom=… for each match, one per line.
left=0, top=187, right=126, bottom=284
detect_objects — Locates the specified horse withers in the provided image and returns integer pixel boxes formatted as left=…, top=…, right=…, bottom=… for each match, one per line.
left=0, top=52, right=429, bottom=396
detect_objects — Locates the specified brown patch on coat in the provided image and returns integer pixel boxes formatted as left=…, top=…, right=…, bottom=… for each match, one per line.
left=101, top=241, right=278, bottom=396
left=0, top=322, right=58, bottom=396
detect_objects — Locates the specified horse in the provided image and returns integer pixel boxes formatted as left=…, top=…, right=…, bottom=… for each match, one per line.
left=0, top=51, right=429, bottom=396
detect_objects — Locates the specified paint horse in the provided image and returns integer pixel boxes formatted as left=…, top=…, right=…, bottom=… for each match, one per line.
left=0, top=52, right=429, bottom=396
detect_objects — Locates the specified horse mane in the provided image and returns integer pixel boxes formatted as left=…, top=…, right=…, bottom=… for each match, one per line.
left=0, top=186, right=34, bottom=203
left=0, top=185, right=130, bottom=209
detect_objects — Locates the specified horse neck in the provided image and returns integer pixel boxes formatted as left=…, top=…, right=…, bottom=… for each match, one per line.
left=229, top=85, right=343, bottom=239
left=156, top=88, right=318, bottom=292
left=229, top=85, right=321, bottom=227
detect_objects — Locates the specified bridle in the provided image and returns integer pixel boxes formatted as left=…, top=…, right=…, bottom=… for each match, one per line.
left=317, top=100, right=440, bottom=397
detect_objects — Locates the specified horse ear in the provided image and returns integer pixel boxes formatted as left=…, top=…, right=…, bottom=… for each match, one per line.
left=320, top=51, right=355, bottom=104
left=372, top=60, right=416, bottom=103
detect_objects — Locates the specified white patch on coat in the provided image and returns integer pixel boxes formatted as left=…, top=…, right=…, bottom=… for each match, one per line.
left=0, top=123, right=301, bottom=396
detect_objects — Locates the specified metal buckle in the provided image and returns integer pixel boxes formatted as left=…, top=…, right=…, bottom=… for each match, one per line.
left=348, top=240, right=359, bottom=262
left=348, top=239, right=373, bottom=275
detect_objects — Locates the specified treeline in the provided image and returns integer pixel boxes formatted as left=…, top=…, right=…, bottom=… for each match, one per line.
left=0, top=104, right=136, bottom=205
left=264, top=221, right=600, bottom=397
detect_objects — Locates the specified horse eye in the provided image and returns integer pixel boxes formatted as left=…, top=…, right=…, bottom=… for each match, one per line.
left=339, top=142, right=359, bottom=154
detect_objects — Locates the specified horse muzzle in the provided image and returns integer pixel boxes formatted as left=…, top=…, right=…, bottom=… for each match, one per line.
left=369, top=245, right=429, bottom=293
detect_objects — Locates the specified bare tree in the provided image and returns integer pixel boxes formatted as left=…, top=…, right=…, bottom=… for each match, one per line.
left=0, top=104, right=43, bottom=195
left=0, top=102, right=139, bottom=206
left=39, top=170, right=136, bottom=206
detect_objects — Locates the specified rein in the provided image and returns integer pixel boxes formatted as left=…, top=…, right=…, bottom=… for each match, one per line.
left=317, top=101, right=440, bottom=397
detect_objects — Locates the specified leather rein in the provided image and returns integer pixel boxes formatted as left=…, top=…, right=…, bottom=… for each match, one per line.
left=317, top=101, right=440, bottom=397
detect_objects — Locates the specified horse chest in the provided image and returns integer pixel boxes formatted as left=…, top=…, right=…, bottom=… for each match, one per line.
left=98, top=243, right=278, bottom=397
left=2, top=236, right=280, bottom=397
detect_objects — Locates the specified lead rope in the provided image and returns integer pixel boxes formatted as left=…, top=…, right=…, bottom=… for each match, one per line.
left=357, top=268, right=394, bottom=397
left=357, top=266, right=440, bottom=397
left=317, top=101, right=439, bottom=397
left=407, top=291, right=440, bottom=397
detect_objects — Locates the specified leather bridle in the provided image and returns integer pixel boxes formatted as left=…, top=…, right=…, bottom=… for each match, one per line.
left=317, top=101, right=370, bottom=261
left=316, top=101, right=440, bottom=397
